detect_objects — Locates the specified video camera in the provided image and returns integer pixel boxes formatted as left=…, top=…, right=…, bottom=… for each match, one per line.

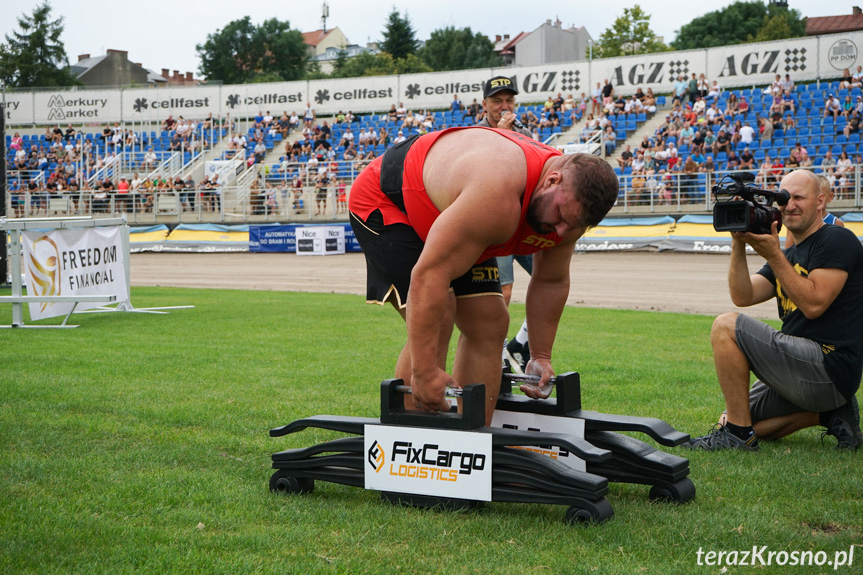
left=712, top=172, right=790, bottom=235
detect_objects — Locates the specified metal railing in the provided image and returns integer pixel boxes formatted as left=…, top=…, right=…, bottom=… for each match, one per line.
left=6, top=162, right=862, bottom=224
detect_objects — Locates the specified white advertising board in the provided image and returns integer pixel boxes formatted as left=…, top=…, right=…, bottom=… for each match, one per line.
left=364, top=425, right=493, bottom=501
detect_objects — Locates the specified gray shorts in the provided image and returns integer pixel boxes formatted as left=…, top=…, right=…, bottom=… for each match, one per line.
left=735, top=314, right=847, bottom=422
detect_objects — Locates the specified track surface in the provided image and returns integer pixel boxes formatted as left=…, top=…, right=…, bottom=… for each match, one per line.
left=130, top=251, right=777, bottom=320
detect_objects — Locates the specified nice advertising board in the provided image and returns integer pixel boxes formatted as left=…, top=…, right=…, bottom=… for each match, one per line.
left=4, top=32, right=862, bottom=125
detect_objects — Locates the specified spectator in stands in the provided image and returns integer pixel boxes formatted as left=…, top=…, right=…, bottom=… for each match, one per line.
left=841, top=95, right=855, bottom=120
left=798, top=149, right=813, bottom=168
left=551, top=92, right=563, bottom=112
left=844, top=112, right=861, bottom=138
left=253, top=139, right=267, bottom=164
left=839, top=68, right=855, bottom=90
left=601, top=78, right=614, bottom=108
left=786, top=149, right=801, bottom=170
left=303, top=103, right=316, bottom=129
left=781, top=90, right=796, bottom=115
left=143, top=147, right=157, bottom=169
left=450, top=94, right=462, bottom=114
left=643, top=88, right=657, bottom=113
left=688, top=73, right=699, bottom=105
left=591, top=82, right=603, bottom=116
left=705, top=101, right=724, bottom=125
left=377, top=128, right=390, bottom=147
left=564, top=93, right=575, bottom=113
left=836, top=150, right=853, bottom=179
left=738, top=122, right=756, bottom=146
left=631, top=149, right=645, bottom=173
left=715, top=129, right=732, bottom=157
left=400, top=111, right=415, bottom=131
left=770, top=155, right=785, bottom=185
left=679, top=122, right=695, bottom=147
left=849, top=66, right=863, bottom=89
left=314, top=173, right=329, bottom=216
left=338, top=128, right=354, bottom=149
left=726, top=149, right=741, bottom=171
left=392, top=130, right=406, bottom=145
left=755, top=154, right=772, bottom=187
left=331, top=178, right=346, bottom=214
left=602, top=125, right=616, bottom=157
left=617, top=144, right=633, bottom=169
left=672, top=75, right=687, bottom=106
left=519, top=110, right=539, bottom=131
left=825, top=93, right=842, bottom=120
left=759, top=115, right=773, bottom=142
left=740, top=147, right=755, bottom=170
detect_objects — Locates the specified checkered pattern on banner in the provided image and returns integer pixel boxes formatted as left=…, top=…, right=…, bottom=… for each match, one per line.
left=785, top=48, right=806, bottom=73
left=667, top=60, right=690, bottom=83
left=559, top=70, right=580, bottom=93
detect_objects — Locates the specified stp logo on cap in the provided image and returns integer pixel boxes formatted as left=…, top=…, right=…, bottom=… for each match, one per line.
left=491, top=78, right=512, bottom=89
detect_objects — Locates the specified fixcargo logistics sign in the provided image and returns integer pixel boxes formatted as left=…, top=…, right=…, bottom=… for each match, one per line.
left=363, top=425, right=492, bottom=501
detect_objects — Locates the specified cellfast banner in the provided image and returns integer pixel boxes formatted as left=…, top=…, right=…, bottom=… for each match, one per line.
left=5, top=32, right=863, bottom=125
left=22, top=226, right=127, bottom=320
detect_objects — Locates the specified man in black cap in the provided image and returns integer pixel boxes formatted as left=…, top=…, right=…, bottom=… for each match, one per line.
left=477, top=76, right=532, bottom=137
left=477, top=75, right=534, bottom=373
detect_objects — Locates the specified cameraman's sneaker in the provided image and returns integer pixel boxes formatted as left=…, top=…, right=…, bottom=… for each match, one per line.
left=685, top=424, right=760, bottom=452
left=820, top=396, right=862, bottom=450
left=505, top=339, right=530, bottom=374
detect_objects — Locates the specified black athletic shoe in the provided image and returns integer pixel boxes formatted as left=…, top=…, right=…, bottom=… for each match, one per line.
left=685, top=424, right=760, bottom=452
left=820, top=396, right=862, bottom=450
left=505, top=339, right=530, bottom=375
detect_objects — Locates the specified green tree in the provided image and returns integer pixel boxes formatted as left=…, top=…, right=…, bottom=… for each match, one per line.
left=196, top=16, right=307, bottom=83
left=594, top=4, right=670, bottom=59
left=672, top=1, right=805, bottom=50
left=419, top=26, right=502, bottom=71
left=395, top=53, right=433, bottom=75
left=0, top=1, right=78, bottom=88
left=380, top=9, right=418, bottom=61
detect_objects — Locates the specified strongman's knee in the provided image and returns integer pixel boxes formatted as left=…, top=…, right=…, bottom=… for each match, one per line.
left=456, top=297, right=509, bottom=346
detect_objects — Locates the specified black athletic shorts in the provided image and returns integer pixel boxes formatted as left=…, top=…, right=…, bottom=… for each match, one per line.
left=350, top=209, right=502, bottom=309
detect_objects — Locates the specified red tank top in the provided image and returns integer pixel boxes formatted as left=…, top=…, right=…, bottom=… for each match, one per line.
left=349, top=126, right=563, bottom=261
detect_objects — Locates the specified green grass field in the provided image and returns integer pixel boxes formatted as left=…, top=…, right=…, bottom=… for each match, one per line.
left=1, top=287, right=860, bottom=574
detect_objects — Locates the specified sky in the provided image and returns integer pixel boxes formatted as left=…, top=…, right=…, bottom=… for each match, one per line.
left=0, top=0, right=856, bottom=78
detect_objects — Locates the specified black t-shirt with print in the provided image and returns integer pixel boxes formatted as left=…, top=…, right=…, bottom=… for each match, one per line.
left=757, top=224, right=863, bottom=398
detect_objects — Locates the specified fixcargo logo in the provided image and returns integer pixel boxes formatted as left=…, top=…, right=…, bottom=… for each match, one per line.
left=46, top=94, right=108, bottom=120
left=386, top=440, right=487, bottom=482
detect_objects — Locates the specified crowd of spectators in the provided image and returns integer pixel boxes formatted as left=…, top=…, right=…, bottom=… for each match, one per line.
left=616, top=71, right=863, bottom=204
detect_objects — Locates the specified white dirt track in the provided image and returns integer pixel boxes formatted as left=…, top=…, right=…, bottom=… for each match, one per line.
left=129, top=251, right=777, bottom=320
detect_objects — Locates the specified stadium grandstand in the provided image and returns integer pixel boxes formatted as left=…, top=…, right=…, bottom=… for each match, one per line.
left=5, top=38, right=863, bottom=224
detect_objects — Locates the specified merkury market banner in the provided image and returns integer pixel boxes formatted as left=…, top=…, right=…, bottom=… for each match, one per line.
left=5, top=31, right=863, bottom=125
left=23, top=226, right=127, bottom=321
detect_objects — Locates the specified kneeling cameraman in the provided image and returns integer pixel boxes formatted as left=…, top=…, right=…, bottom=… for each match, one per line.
left=689, top=169, right=862, bottom=451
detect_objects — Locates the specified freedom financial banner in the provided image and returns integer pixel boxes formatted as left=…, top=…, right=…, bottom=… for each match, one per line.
left=22, top=226, right=127, bottom=321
